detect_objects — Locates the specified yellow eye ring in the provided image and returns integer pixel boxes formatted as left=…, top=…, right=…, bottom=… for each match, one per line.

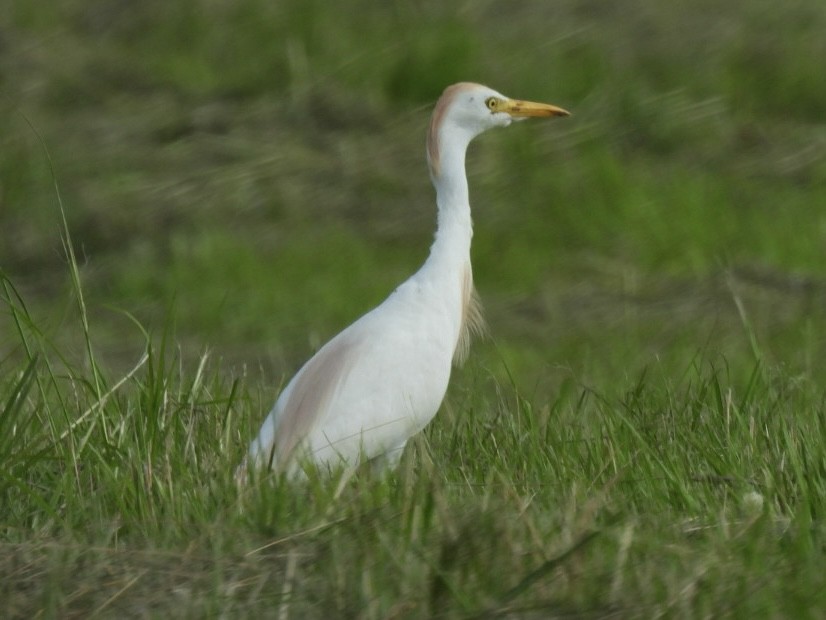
left=485, top=97, right=499, bottom=111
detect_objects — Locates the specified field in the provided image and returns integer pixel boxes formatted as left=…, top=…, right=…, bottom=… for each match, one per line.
left=2, top=0, right=826, bottom=616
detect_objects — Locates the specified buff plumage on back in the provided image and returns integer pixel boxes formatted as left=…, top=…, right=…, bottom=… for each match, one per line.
left=266, top=332, right=362, bottom=468
left=454, top=262, right=486, bottom=366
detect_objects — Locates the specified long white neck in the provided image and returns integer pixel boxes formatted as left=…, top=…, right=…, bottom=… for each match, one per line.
left=427, top=127, right=475, bottom=266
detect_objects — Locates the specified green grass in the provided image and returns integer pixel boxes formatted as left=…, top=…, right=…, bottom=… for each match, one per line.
left=2, top=0, right=826, bottom=617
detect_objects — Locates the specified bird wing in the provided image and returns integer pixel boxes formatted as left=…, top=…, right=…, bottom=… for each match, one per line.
left=267, top=329, right=365, bottom=469
left=251, top=282, right=454, bottom=472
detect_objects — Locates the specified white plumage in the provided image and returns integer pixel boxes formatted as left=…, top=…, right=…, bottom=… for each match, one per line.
left=242, top=82, right=568, bottom=477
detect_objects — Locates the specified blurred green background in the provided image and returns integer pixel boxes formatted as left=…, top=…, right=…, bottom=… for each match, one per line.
left=3, top=2, right=826, bottom=616
left=2, top=0, right=826, bottom=395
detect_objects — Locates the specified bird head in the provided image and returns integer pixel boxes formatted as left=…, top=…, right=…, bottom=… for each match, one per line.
left=427, top=82, right=569, bottom=178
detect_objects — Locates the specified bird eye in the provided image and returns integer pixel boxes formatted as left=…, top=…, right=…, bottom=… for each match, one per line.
left=485, top=97, right=498, bottom=111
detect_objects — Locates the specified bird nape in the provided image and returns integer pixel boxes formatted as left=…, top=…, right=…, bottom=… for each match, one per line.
left=239, top=82, right=569, bottom=481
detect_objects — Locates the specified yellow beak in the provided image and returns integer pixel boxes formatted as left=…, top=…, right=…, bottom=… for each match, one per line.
left=502, top=99, right=570, bottom=118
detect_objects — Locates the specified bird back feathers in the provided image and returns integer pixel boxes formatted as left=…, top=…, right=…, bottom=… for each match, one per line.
left=454, top=263, right=486, bottom=365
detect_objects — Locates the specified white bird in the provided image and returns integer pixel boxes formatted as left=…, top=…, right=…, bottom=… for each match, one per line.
left=242, top=82, right=569, bottom=478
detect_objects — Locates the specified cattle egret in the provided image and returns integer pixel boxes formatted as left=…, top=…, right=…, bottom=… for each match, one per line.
left=242, top=82, right=569, bottom=478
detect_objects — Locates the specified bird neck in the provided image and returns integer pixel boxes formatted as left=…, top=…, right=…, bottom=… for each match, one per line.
left=429, top=133, right=473, bottom=264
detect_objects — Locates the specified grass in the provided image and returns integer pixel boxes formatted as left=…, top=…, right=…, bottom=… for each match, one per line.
left=2, top=0, right=826, bottom=616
